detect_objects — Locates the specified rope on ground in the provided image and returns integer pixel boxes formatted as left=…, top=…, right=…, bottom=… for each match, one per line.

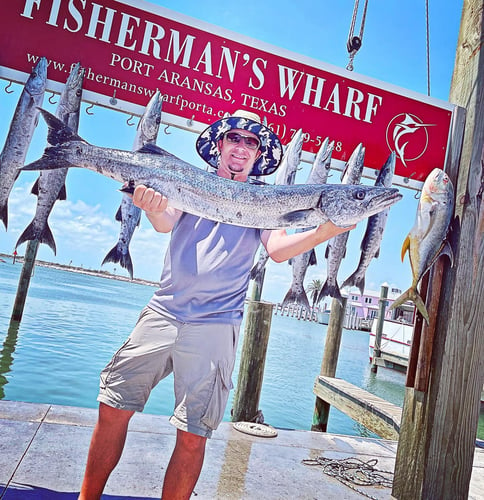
left=302, top=456, right=393, bottom=500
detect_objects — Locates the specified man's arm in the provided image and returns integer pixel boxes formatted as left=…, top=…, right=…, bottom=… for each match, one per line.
left=132, top=185, right=182, bottom=233
left=261, top=222, right=355, bottom=263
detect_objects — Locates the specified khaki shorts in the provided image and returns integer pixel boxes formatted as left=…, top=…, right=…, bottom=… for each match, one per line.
left=98, top=306, right=240, bottom=438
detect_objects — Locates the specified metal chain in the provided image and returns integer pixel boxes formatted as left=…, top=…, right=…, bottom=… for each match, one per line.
left=302, top=456, right=393, bottom=500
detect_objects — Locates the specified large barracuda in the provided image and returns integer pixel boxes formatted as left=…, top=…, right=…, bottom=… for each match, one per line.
left=342, top=152, right=396, bottom=295
left=0, top=57, right=47, bottom=229
left=250, top=129, right=303, bottom=282
left=16, top=62, right=84, bottom=254
left=318, top=143, right=365, bottom=304
left=22, top=110, right=402, bottom=230
left=389, top=168, right=454, bottom=323
left=102, top=90, right=163, bottom=278
left=281, top=138, right=335, bottom=310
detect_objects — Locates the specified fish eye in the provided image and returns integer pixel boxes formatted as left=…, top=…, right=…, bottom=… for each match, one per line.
left=76, top=89, right=82, bottom=97
left=354, top=188, right=366, bottom=200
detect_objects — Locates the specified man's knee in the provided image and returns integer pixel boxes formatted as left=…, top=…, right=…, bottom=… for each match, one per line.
left=175, top=429, right=207, bottom=453
left=98, top=402, right=134, bottom=426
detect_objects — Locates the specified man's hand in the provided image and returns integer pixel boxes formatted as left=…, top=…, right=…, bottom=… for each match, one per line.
left=132, top=185, right=168, bottom=215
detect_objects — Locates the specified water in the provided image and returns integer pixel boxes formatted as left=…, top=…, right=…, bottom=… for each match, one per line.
left=0, top=261, right=479, bottom=439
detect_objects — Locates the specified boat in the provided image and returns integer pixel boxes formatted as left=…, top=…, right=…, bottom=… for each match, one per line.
left=369, top=318, right=414, bottom=372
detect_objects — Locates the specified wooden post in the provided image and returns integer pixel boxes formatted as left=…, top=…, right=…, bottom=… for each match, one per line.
left=393, top=1, right=483, bottom=497
left=231, top=300, right=273, bottom=422
left=10, top=240, right=39, bottom=323
left=311, top=296, right=347, bottom=431
left=371, top=284, right=388, bottom=373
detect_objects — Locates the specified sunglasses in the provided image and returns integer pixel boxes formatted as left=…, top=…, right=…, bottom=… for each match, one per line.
left=224, top=132, right=260, bottom=150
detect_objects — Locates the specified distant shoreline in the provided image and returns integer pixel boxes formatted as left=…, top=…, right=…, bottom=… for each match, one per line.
left=0, top=253, right=159, bottom=288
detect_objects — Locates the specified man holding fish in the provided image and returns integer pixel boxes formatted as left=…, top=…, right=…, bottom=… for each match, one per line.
left=77, top=110, right=355, bottom=500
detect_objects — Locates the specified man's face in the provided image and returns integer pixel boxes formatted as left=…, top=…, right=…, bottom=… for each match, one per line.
left=216, top=128, right=262, bottom=182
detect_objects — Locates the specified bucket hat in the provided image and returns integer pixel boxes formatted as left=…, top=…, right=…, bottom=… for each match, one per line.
left=196, top=110, right=283, bottom=176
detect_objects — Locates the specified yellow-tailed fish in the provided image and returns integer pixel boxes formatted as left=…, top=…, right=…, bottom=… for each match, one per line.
left=390, top=168, right=454, bottom=323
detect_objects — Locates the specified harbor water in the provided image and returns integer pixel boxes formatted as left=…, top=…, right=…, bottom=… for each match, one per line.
left=0, top=260, right=477, bottom=438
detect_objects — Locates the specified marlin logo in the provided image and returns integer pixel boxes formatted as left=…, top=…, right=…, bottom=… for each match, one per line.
left=386, top=113, right=435, bottom=168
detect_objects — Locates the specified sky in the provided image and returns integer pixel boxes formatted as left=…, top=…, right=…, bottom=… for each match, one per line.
left=0, top=0, right=463, bottom=306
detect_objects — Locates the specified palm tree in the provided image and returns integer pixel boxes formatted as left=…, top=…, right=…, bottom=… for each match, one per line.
left=307, top=279, right=323, bottom=307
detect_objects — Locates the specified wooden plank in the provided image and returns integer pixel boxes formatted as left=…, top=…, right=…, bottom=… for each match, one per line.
left=313, top=375, right=401, bottom=440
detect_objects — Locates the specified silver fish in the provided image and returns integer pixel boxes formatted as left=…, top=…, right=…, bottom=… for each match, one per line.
left=342, top=152, right=396, bottom=295
left=389, top=168, right=454, bottom=323
left=22, top=110, right=402, bottom=230
left=282, top=138, right=335, bottom=310
left=250, top=129, right=303, bottom=282
left=15, top=63, right=85, bottom=254
left=102, top=91, right=163, bottom=278
left=318, top=143, right=365, bottom=304
left=0, top=57, right=47, bottom=229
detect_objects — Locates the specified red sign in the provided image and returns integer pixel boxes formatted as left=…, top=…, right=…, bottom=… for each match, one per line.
left=0, top=0, right=455, bottom=188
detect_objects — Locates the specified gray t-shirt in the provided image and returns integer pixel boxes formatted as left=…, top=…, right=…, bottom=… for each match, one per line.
left=149, top=213, right=262, bottom=325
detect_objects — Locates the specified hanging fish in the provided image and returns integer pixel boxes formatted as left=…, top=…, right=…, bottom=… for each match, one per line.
left=318, top=143, right=365, bottom=304
left=250, top=129, right=303, bottom=282
left=389, top=168, right=454, bottom=323
left=342, top=152, right=396, bottom=295
left=102, top=90, right=163, bottom=278
left=16, top=63, right=85, bottom=254
left=0, top=57, right=47, bottom=229
left=281, top=138, right=334, bottom=310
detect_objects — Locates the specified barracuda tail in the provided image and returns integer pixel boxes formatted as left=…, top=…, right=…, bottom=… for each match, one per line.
left=389, top=287, right=429, bottom=324
left=317, top=278, right=343, bottom=305
left=102, top=244, right=134, bottom=279
left=16, top=221, right=57, bottom=254
left=39, top=108, right=84, bottom=146
left=281, top=288, right=311, bottom=311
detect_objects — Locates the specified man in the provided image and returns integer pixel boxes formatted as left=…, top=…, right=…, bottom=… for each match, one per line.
left=79, top=110, right=352, bottom=499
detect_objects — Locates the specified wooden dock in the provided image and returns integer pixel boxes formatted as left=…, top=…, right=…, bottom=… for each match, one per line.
left=313, top=375, right=402, bottom=440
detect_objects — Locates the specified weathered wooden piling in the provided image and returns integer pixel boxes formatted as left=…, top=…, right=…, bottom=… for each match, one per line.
left=393, top=1, right=483, bottom=497
left=311, top=296, right=347, bottom=431
left=231, top=299, right=273, bottom=422
left=370, top=284, right=388, bottom=373
left=10, top=240, right=39, bottom=323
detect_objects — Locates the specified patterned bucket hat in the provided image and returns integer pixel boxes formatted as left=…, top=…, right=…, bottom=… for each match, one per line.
left=196, top=110, right=283, bottom=176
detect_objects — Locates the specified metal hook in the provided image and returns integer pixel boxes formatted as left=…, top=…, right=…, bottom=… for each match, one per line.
left=86, top=103, right=94, bottom=115
left=5, top=81, right=14, bottom=94
left=187, top=115, right=194, bottom=127
left=127, top=114, right=135, bottom=126
left=110, top=90, right=117, bottom=106
left=164, top=124, right=171, bottom=135
left=48, top=91, right=57, bottom=104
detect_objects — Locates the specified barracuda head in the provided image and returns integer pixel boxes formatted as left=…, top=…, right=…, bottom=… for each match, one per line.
left=321, top=185, right=402, bottom=227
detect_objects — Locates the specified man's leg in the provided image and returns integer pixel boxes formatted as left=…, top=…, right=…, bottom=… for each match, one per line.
left=162, top=429, right=207, bottom=500
left=78, top=403, right=135, bottom=500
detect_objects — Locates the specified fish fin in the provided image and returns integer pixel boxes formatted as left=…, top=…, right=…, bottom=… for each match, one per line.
left=375, top=247, right=380, bottom=259
left=282, top=209, right=314, bottom=224
left=0, top=202, right=8, bottom=230
left=102, top=244, right=134, bottom=279
left=22, top=150, right=74, bottom=171
left=249, top=261, right=266, bottom=281
left=115, top=205, right=123, bottom=222
left=31, top=178, right=40, bottom=196
left=119, top=180, right=136, bottom=195
left=389, top=287, right=429, bottom=324
left=342, top=272, right=365, bottom=296
left=318, top=279, right=343, bottom=305
left=137, top=143, right=164, bottom=155
left=57, top=184, right=67, bottom=201
left=401, top=235, right=410, bottom=262
left=308, top=249, right=318, bottom=266
left=441, top=240, right=454, bottom=267
left=282, top=288, right=311, bottom=311
left=38, top=108, right=84, bottom=146
left=16, top=221, right=57, bottom=255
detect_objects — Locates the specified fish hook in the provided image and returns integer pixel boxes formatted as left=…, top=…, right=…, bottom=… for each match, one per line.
left=86, top=103, right=95, bottom=115
left=4, top=81, right=14, bottom=94
left=126, top=114, right=135, bottom=126
left=164, top=124, right=171, bottom=135
left=414, top=190, right=421, bottom=200
left=48, top=91, right=57, bottom=104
